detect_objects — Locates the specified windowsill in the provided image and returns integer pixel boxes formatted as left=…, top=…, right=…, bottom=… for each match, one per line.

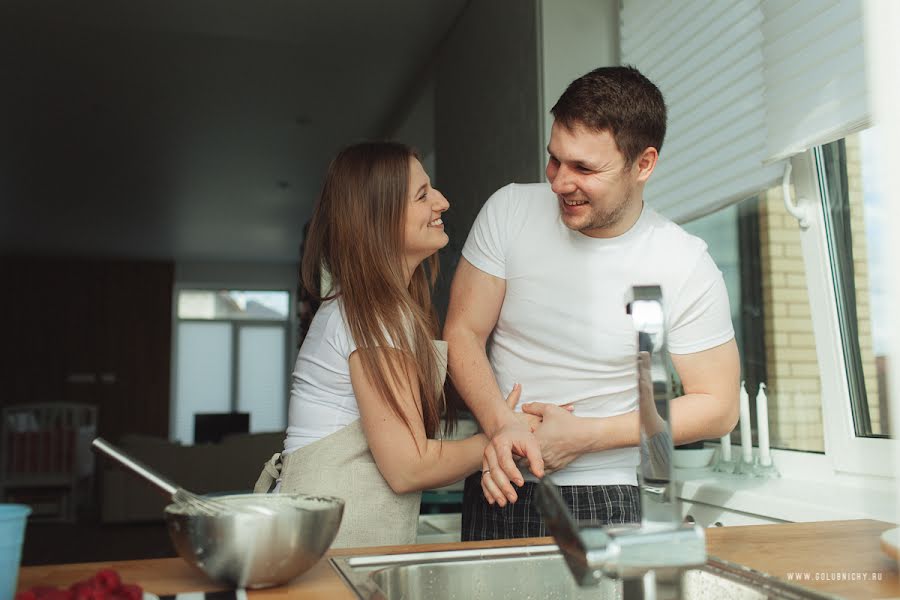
left=675, top=446, right=898, bottom=524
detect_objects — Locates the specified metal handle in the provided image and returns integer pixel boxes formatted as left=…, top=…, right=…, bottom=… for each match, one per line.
left=92, top=437, right=177, bottom=496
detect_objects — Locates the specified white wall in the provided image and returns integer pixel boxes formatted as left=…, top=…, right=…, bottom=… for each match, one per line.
left=539, top=0, right=620, bottom=152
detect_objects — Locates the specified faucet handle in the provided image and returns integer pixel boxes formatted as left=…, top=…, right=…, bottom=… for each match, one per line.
left=535, top=478, right=609, bottom=586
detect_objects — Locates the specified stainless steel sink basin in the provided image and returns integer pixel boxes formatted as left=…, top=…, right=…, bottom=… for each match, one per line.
left=331, top=544, right=839, bottom=600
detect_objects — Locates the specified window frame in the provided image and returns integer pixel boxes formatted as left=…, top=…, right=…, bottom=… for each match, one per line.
left=791, top=148, right=897, bottom=477
left=169, top=284, right=295, bottom=443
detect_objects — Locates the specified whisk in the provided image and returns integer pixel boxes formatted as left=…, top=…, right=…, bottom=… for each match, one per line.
left=92, top=437, right=233, bottom=516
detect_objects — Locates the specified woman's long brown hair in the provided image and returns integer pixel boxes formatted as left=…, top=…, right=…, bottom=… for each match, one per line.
left=301, top=141, right=451, bottom=440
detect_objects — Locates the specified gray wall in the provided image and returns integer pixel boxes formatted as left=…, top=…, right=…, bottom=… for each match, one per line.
left=385, top=0, right=621, bottom=319
left=432, top=0, right=543, bottom=316
left=388, top=74, right=437, bottom=182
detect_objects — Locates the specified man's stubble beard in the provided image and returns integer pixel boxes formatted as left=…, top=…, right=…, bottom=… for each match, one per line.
left=580, top=182, right=636, bottom=233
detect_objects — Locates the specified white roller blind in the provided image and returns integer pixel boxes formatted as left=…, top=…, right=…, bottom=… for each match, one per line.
left=621, top=0, right=869, bottom=222
left=621, top=0, right=785, bottom=223
left=763, top=0, right=869, bottom=161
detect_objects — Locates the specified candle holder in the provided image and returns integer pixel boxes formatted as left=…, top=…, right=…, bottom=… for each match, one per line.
left=734, top=458, right=757, bottom=476
left=750, top=456, right=780, bottom=479
left=711, top=447, right=738, bottom=474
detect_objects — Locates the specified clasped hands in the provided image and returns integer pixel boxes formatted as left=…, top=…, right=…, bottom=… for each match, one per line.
left=480, top=384, right=582, bottom=507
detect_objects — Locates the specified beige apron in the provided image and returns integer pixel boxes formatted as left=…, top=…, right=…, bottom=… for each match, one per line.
left=254, top=340, right=447, bottom=549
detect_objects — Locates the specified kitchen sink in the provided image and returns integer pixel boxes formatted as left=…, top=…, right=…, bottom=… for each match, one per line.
left=331, top=544, right=839, bottom=600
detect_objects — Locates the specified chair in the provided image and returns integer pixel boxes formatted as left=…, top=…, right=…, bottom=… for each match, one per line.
left=0, top=403, right=98, bottom=522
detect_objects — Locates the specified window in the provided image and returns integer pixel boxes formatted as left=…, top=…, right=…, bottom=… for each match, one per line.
left=685, top=193, right=826, bottom=453
left=683, top=126, right=893, bottom=474
left=817, top=130, right=890, bottom=439
left=177, top=290, right=290, bottom=321
left=172, top=289, right=291, bottom=444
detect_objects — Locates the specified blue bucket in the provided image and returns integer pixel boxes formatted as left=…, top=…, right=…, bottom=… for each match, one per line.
left=0, top=504, right=31, bottom=599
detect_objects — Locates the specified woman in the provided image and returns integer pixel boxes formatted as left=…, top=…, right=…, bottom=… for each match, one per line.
left=254, top=141, right=517, bottom=548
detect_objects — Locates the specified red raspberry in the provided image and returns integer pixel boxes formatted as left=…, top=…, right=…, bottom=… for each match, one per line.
left=118, top=585, right=143, bottom=600
left=69, top=582, right=98, bottom=600
left=14, top=591, right=38, bottom=600
left=68, top=583, right=91, bottom=599
left=93, top=570, right=121, bottom=592
left=35, top=590, right=71, bottom=600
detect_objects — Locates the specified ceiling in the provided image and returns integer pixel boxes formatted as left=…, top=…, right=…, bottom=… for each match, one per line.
left=0, top=0, right=468, bottom=263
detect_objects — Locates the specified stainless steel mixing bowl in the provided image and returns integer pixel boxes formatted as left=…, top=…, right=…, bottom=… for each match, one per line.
left=164, top=493, right=344, bottom=589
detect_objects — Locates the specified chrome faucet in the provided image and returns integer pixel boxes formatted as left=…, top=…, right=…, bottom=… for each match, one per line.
left=536, top=285, right=706, bottom=600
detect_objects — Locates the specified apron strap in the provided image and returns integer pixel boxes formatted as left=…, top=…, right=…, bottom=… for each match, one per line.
left=253, top=452, right=283, bottom=494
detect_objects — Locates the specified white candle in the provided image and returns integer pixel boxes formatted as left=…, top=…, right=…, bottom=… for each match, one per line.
left=739, top=381, right=753, bottom=463
left=720, top=431, right=732, bottom=462
left=756, top=383, right=772, bottom=466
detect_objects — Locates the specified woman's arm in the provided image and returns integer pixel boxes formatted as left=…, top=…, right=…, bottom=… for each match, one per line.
left=350, top=349, right=518, bottom=495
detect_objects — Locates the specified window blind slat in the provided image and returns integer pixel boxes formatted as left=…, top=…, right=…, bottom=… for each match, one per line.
left=654, top=117, right=769, bottom=198
left=763, top=0, right=868, bottom=161
left=622, top=0, right=775, bottom=222
left=621, top=0, right=869, bottom=220
left=657, top=165, right=784, bottom=224
left=662, top=40, right=763, bottom=124
left=661, top=104, right=768, bottom=180
left=625, top=0, right=741, bottom=73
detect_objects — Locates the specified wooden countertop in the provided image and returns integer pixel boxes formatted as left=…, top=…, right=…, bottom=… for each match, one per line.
left=19, top=520, right=899, bottom=599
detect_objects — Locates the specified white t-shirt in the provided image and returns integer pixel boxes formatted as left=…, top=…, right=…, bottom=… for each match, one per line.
left=283, top=298, right=361, bottom=454
left=462, top=183, right=735, bottom=486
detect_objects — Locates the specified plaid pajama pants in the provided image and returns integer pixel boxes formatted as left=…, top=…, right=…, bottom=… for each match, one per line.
left=461, top=473, right=641, bottom=541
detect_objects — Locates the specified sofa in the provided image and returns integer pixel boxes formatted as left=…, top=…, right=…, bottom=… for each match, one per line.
left=100, top=431, right=283, bottom=523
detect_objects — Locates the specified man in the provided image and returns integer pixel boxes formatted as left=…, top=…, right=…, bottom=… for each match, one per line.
left=444, top=66, right=740, bottom=541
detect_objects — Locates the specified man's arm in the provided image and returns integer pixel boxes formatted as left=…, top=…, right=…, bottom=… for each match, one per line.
left=522, top=338, right=741, bottom=471
left=444, top=258, right=544, bottom=505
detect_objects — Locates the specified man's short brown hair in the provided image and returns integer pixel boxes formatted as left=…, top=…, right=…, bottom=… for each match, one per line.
left=551, top=66, right=667, bottom=167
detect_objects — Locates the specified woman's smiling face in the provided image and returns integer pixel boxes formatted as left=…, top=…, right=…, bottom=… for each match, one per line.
left=403, top=157, right=449, bottom=272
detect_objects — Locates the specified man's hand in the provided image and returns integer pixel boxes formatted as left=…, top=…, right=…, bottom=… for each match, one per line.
left=481, top=399, right=578, bottom=506
left=522, top=402, right=587, bottom=473
left=514, top=411, right=542, bottom=433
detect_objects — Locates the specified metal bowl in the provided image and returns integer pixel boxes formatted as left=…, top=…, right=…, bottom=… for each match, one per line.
left=164, top=493, right=344, bottom=589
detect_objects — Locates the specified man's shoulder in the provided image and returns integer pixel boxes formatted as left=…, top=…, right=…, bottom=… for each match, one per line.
left=642, top=207, right=708, bottom=253
left=634, top=208, right=712, bottom=277
left=487, top=182, right=551, bottom=202
left=500, top=181, right=553, bottom=196
left=483, top=182, right=555, bottom=218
